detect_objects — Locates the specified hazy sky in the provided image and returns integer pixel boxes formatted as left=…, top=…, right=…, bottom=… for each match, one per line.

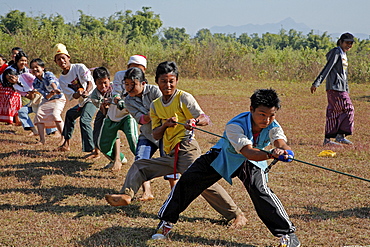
left=1, top=0, right=369, bottom=36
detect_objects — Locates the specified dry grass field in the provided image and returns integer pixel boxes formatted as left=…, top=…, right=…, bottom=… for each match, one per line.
left=0, top=79, right=369, bottom=247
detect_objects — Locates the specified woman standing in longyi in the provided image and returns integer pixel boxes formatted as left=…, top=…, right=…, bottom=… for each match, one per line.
left=311, top=32, right=355, bottom=146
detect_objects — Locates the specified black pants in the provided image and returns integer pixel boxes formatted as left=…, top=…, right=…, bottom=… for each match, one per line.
left=158, top=149, right=296, bottom=237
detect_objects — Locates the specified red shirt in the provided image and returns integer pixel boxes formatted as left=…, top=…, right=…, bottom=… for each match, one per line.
left=0, top=64, right=8, bottom=75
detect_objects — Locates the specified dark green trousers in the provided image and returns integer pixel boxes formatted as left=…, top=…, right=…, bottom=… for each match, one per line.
left=62, top=102, right=97, bottom=152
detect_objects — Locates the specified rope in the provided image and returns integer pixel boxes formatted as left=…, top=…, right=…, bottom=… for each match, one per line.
left=258, top=148, right=370, bottom=183
left=174, top=121, right=225, bottom=139
left=175, top=121, right=370, bottom=183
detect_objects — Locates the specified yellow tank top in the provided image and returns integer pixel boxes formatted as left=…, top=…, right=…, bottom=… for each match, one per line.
left=151, top=90, right=194, bottom=154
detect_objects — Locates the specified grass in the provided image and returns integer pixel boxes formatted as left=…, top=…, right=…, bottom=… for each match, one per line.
left=0, top=79, right=369, bottom=247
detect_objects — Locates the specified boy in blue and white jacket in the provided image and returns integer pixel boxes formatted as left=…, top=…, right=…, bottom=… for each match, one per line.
left=153, top=89, right=301, bottom=247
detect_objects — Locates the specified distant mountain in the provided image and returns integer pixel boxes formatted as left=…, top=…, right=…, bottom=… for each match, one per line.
left=210, top=17, right=313, bottom=35
left=210, top=17, right=369, bottom=40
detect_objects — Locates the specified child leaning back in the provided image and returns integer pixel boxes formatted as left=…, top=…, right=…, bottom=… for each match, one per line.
left=88, top=67, right=114, bottom=162
left=124, top=66, right=179, bottom=201
left=54, top=43, right=97, bottom=154
left=30, top=58, right=66, bottom=145
left=96, top=67, right=138, bottom=172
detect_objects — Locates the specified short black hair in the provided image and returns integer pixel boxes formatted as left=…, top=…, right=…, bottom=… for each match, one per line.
left=30, top=58, right=45, bottom=69
left=11, top=47, right=23, bottom=52
left=3, top=68, right=18, bottom=77
left=124, top=67, right=146, bottom=83
left=14, top=51, right=28, bottom=63
left=93, top=67, right=110, bottom=81
left=1, top=68, right=18, bottom=88
left=250, top=88, right=281, bottom=110
left=155, top=61, right=178, bottom=83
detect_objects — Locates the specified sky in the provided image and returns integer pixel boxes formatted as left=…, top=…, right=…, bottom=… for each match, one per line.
left=1, top=0, right=370, bottom=37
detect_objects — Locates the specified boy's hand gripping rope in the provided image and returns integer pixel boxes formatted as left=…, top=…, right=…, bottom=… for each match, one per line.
left=258, top=148, right=370, bottom=182
left=175, top=121, right=370, bottom=183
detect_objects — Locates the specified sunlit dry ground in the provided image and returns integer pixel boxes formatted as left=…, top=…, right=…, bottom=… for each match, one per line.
left=0, top=79, right=369, bottom=246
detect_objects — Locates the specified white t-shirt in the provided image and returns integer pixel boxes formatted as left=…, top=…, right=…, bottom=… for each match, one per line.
left=339, top=47, right=348, bottom=81
left=112, top=70, right=127, bottom=97
left=106, top=69, right=130, bottom=122
left=226, top=124, right=287, bottom=153
left=59, top=63, right=95, bottom=107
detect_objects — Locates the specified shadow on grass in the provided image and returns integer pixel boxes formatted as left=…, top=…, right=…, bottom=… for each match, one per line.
left=354, top=95, right=370, bottom=102
left=0, top=187, right=233, bottom=226
left=77, top=226, right=256, bottom=247
left=0, top=138, right=38, bottom=145
left=0, top=150, right=246, bottom=226
left=0, top=159, right=96, bottom=186
left=0, top=185, right=237, bottom=227
left=0, top=148, right=93, bottom=160
left=291, top=205, right=370, bottom=221
left=0, top=200, right=154, bottom=218
left=0, top=186, right=153, bottom=218
left=178, top=215, right=229, bottom=226
left=0, top=148, right=61, bottom=160
left=0, top=130, right=16, bottom=134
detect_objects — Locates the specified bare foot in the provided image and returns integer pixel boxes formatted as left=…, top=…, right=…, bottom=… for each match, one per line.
left=55, top=145, right=70, bottom=152
left=111, top=161, right=122, bottom=172
left=90, top=154, right=101, bottom=160
left=58, top=138, right=65, bottom=146
left=28, top=132, right=39, bottom=136
left=138, top=193, right=155, bottom=201
left=35, top=141, right=45, bottom=146
left=230, top=212, right=247, bottom=229
left=84, top=152, right=101, bottom=160
left=105, top=194, right=131, bottom=206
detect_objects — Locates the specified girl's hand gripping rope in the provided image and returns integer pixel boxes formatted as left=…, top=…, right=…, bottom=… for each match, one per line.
left=166, top=117, right=178, bottom=128
left=101, top=98, right=112, bottom=109
left=116, top=99, right=126, bottom=110
left=184, top=118, right=198, bottom=130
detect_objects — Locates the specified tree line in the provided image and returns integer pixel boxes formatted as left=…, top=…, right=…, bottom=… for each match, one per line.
left=1, top=7, right=369, bottom=83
